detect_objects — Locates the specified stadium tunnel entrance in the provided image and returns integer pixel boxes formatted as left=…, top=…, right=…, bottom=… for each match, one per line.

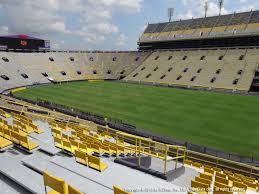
left=250, top=70, right=259, bottom=92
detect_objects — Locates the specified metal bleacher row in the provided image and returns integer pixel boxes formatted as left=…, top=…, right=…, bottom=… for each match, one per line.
left=140, top=10, right=259, bottom=42
left=124, top=48, right=258, bottom=92
left=0, top=51, right=150, bottom=92
left=0, top=108, right=135, bottom=194
left=43, top=171, right=131, bottom=194
left=185, top=159, right=259, bottom=193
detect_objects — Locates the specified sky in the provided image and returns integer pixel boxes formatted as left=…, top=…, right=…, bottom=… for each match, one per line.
left=0, top=0, right=258, bottom=51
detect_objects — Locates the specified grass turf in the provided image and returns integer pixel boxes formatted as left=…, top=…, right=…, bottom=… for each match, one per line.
left=15, top=81, right=259, bottom=158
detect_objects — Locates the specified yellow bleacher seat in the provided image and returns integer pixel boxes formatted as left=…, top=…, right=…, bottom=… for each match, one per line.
left=0, top=119, right=8, bottom=127
left=184, top=160, right=193, bottom=166
left=12, top=126, right=27, bottom=136
left=213, top=167, right=222, bottom=173
left=192, top=162, right=203, bottom=168
left=191, top=180, right=209, bottom=194
left=51, top=128, right=62, bottom=138
left=213, top=190, right=233, bottom=194
left=203, top=164, right=213, bottom=169
left=204, top=167, right=214, bottom=175
left=0, top=137, right=13, bottom=149
left=88, top=155, right=108, bottom=172
left=113, top=185, right=133, bottom=194
left=29, top=123, right=44, bottom=134
left=13, top=120, right=34, bottom=134
left=215, top=176, right=229, bottom=186
left=62, top=134, right=69, bottom=141
left=63, top=140, right=72, bottom=153
left=91, top=143, right=102, bottom=155
left=11, top=131, right=20, bottom=144
left=43, top=171, right=68, bottom=194
left=214, top=182, right=231, bottom=192
left=69, top=137, right=79, bottom=153
left=243, top=180, right=257, bottom=191
left=232, top=181, right=247, bottom=192
left=0, top=109, right=11, bottom=118
left=78, top=142, right=87, bottom=153
left=110, top=144, right=117, bottom=155
left=101, top=144, right=110, bottom=155
left=216, top=172, right=227, bottom=179
left=228, top=175, right=241, bottom=183
left=195, top=177, right=211, bottom=185
left=242, top=176, right=256, bottom=183
left=3, top=128, right=11, bottom=140
left=54, top=136, right=62, bottom=149
left=19, top=134, right=38, bottom=151
left=68, top=184, right=84, bottom=194
left=75, top=150, right=88, bottom=166
left=0, top=126, right=3, bottom=136
left=116, top=145, right=125, bottom=156
left=200, top=173, right=213, bottom=181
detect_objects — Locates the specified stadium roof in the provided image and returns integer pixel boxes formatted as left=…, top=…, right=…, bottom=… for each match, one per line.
left=144, top=10, right=259, bottom=33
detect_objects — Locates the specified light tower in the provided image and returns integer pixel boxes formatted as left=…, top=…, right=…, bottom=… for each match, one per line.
left=168, top=8, right=174, bottom=22
left=204, top=1, right=209, bottom=18
left=218, top=0, right=224, bottom=16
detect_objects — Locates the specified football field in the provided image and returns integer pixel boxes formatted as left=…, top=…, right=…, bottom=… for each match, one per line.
left=14, top=81, right=259, bottom=158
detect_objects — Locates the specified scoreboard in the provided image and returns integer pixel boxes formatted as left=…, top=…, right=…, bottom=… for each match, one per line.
left=0, top=35, right=50, bottom=50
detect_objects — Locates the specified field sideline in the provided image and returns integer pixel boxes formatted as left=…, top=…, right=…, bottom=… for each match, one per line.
left=14, top=81, right=259, bottom=158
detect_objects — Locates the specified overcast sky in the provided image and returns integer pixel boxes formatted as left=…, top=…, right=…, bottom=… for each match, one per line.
left=0, top=0, right=258, bottom=50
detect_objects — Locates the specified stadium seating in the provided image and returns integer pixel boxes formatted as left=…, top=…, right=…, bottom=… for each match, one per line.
left=75, top=146, right=108, bottom=172
left=191, top=180, right=210, bottom=194
left=0, top=51, right=150, bottom=92
left=124, top=48, right=258, bottom=92
left=113, top=186, right=133, bottom=194
left=68, top=184, right=84, bottom=194
left=0, top=136, right=13, bottom=149
left=53, top=124, right=110, bottom=172
left=188, top=159, right=259, bottom=194
left=139, top=10, right=259, bottom=43
left=0, top=45, right=258, bottom=93
left=0, top=121, right=38, bottom=152
left=0, top=109, right=11, bottom=118
left=88, top=154, right=108, bottom=172
left=215, top=176, right=229, bottom=186
left=43, top=171, right=84, bottom=194
left=43, top=171, right=68, bottom=194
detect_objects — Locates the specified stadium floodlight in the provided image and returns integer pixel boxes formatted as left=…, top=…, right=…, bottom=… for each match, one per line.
left=218, top=0, right=224, bottom=16
left=204, top=1, right=209, bottom=18
left=168, top=8, right=174, bottom=22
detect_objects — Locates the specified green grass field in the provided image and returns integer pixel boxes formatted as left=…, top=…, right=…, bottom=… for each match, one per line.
left=15, top=81, right=259, bottom=158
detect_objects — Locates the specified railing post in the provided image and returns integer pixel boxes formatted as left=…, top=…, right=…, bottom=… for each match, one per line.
left=164, top=144, right=167, bottom=175
left=138, top=139, right=141, bottom=167
left=116, top=134, right=118, bottom=157
left=183, top=148, right=186, bottom=165
left=175, top=147, right=179, bottom=170
left=135, top=138, right=137, bottom=155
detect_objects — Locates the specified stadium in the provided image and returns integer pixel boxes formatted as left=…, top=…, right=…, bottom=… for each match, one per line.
left=0, top=2, right=259, bottom=194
